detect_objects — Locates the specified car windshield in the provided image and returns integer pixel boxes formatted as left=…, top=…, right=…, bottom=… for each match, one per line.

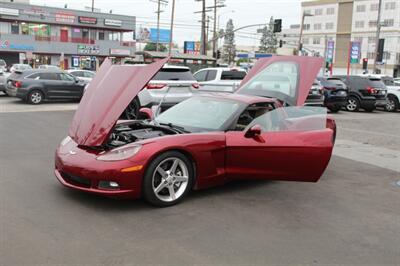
left=154, top=97, right=243, bottom=132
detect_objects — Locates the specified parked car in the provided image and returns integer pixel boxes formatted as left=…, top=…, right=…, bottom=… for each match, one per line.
left=55, top=56, right=335, bottom=207
left=10, top=64, right=32, bottom=73
left=0, top=69, right=10, bottom=95
left=38, top=65, right=60, bottom=70
left=331, top=75, right=387, bottom=112
left=67, top=69, right=95, bottom=84
left=123, top=65, right=199, bottom=119
left=304, top=80, right=325, bottom=106
left=394, top=78, right=400, bottom=86
left=317, top=77, right=348, bottom=112
left=5, top=69, right=85, bottom=104
left=193, top=67, right=247, bottom=92
left=0, top=59, right=7, bottom=72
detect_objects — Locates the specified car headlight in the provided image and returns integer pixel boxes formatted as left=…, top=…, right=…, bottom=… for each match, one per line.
left=97, top=145, right=142, bottom=161
left=60, top=136, right=72, bottom=146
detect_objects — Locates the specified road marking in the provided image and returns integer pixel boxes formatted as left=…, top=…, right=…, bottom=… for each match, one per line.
left=334, top=139, right=400, bottom=173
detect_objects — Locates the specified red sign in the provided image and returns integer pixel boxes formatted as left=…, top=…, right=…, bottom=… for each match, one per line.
left=55, top=12, right=75, bottom=23
left=78, top=16, right=97, bottom=25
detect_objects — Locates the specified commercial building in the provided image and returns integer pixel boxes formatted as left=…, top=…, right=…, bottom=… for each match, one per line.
left=0, top=1, right=135, bottom=70
left=300, top=0, right=400, bottom=76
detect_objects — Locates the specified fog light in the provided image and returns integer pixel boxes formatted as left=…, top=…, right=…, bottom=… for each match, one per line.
left=98, top=181, right=120, bottom=190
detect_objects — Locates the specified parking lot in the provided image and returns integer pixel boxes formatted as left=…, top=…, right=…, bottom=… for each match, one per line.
left=1, top=95, right=399, bottom=265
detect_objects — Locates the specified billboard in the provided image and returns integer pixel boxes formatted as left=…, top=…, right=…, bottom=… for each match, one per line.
left=326, top=40, right=334, bottom=63
left=150, top=28, right=171, bottom=43
left=184, top=41, right=201, bottom=54
left=350, top=41, right=361, bottom=64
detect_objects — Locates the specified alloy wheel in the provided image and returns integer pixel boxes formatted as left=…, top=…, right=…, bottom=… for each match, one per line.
left=152, top=157, right=189, bottom=202
left=30, top=92, right=42, bottom=104
left=346, top=98, right=358, bottom=111
left=385, top=99, right=396, bottom=112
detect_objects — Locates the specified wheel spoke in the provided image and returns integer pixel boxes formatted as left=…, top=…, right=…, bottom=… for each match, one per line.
left=170, top=159, right=179, bottom=173
left=157, top=167, right=167, bottom=177
left=168, top=185, right=176, bottom=200
left=174, top=175, right=188, bottom=183
left=155, top=181, right=167, bottom=193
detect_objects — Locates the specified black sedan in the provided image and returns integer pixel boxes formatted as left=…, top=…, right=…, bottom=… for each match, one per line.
left=6, top=69, right=85, bottom=104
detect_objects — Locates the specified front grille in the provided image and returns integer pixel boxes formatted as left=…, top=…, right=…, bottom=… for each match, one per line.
left=61, top=172, right=91, bottom=188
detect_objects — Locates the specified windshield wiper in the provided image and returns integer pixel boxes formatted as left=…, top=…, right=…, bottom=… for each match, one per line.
left=158, top=122, right=190, bottom=133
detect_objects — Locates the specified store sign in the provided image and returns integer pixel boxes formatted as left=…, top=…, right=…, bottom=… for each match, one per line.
left=0, top=40, right=34, bottom=51
left=110, top=49, right=131, bottom=56
left=184, top=41, right=200, bottom=55
left=104, top=19, right=122, bottom=27
left=326, top=40, right=335, bottom=63
left=55, top=12, right=76, bottom=23
left=77, top=44, right=100, bottom=55
left=78, top=16, right=97, bottom=25
left=350, top=41, right=361, bottom=64
left=0, top=7, right=19, bottom=16
left=23, top=7, right=49, bottom=18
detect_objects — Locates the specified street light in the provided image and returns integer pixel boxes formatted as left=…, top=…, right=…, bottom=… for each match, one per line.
left=298, top=11, right=313, bottom=54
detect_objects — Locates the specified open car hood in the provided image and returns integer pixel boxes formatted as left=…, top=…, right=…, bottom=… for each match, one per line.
left=237, top=56, right=323, bottom=106
left=69, top=57, right=169, bottom=146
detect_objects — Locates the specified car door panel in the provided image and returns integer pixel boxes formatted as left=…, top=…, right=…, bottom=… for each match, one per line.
left=225, top=129, right=333, bottom=182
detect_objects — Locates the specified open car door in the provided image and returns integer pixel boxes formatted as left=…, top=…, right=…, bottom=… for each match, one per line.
left=236, top=56, right=323, bottom=106
left=225, top=106, right=334, bottom=182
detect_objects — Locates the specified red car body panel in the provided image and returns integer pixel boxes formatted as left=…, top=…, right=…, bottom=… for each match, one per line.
left=55, top=56, right=335, bottom=199
left=69, top=57, right=169, bottom=146
left=238, top=56, right=324, bottom=106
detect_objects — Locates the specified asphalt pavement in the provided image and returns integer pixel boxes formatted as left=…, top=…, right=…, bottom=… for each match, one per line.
left=0, top=97, right=399, bottom=265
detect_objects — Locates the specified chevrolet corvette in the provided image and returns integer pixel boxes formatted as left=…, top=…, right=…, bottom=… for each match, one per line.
left=55, top=56, right=336, bottom=207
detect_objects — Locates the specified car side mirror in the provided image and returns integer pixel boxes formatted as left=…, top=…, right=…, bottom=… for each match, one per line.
left=245, top=124, right=262, bottom=138
left=139, top=107, right=154, bottom=120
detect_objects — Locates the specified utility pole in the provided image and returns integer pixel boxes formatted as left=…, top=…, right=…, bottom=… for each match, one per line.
left=201, top=0, right=206, bottom=55
left=373, top=0, right=382, bottom=73
left=168, top=0, right=176, bottom=55
left=91, top=0, right=94, bottom=12
left=298, top=11, right=313, bottom=55
left=207, top=0, right=226, bottom=59
left=151, top=0, right=168, bottom=51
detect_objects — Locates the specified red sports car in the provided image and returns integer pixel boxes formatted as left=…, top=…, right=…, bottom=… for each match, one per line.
left=55, top=56, right=336, bottom=207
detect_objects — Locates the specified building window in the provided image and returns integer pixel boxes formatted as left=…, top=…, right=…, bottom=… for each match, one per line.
left=303, top=24, right=310, bottom=31
left=368, top=37, right=376, bottom=43
left=383, top=19, right=394, bottom=27
left=369, top=20, right=377, bottom=27
left=367, top=52, right=375, bottom=59
left=313, top=23, right=322, bottom=30
left=326, top=7, right=335, bottom=15
left=28, top=24, right=51, bottom=37
left=11, top=23, right=19, bottom=34
left=98, top=31, right=105, bottom=40
left=356, top=5, right=366, bottom=12
left=304, top=9, right=311, bottom=15
left=315, top=8, right=323, bottom=15
left=355, top=21, right=364, bottom=28
left=370, top=3, right=379, bottom=11
left=325, top=22, right=334, bottom=30
left=385, top=2, right=396, bottom=10
left=313, top=37, right=320, bottom=44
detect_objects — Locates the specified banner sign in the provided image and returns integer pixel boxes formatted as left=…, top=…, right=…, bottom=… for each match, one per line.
left=77, top=44, right=99, bottom=55
left=55, top=12, right=75, bottom=23
left=350, top=41, right=361, bottom=64
left=326, top=40, right=334, bottom=63
left=104, top=19, right=122, bottom=27
left=184, top=41, right=200, bottom=54
left=78, top=16, right=97, bottom=25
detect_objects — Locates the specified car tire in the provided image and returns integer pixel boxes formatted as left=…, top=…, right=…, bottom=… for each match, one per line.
left=345, top=96, right=360, bottom=112
left=385, top=95, right=399, bottom=112
left=142, top=151, right=194, bottom=207
left=124, top=97, right=140, bottom=120
left=27, top=90, right=44, bottom=104
left=328, top=105, right=341, bottom=113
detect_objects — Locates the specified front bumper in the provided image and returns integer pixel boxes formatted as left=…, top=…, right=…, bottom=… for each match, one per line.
left=55, top=140, right=146, bottom=199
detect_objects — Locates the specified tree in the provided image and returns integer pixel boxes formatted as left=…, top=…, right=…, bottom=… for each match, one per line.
left=222, top=19, right=236, bottom=64
left=259, top=16, right=278, bottom=54
left=144, top=42, right=167, bottom=52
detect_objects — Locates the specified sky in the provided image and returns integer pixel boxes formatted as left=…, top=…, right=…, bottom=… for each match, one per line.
left=30, top=0, right=303, bottom=47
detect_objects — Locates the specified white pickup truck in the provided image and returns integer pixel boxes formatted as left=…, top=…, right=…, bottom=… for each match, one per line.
left=193, top=67, right=247, bottom=93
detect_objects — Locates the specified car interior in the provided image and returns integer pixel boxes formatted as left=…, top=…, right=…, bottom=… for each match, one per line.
left=232, top=102, right=275, bottom=131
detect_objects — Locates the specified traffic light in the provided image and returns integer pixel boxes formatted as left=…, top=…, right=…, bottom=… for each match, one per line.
left=362, top=58, right=368, bottom=70
left=273, top=19, right=282, bottom=33
left=279, top=40, right=284, bottom=47
left=216, top=50, right=221, bottom=59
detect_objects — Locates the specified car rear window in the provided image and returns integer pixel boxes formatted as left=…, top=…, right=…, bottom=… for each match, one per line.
left=325, top=79, right=346, bottom=87
left=221, top=71, right=246, bottom=80
left=153, top=68, right=195, bottom=81
left=367, top=78, right=385, bottom=88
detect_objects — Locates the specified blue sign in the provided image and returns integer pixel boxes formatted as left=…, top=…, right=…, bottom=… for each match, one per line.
left=350, top=41, right=361, bottom=64
left=326, top=40, right=334, bottom=63
left=237, top=53, right=249, bottom=58
left=184, top=41, right=195, bottom=52
left=254, top=53, right=272, bottom=59
left=150, top=28, right=171, bottom=43
left=0, top=40, right=34, bottom=51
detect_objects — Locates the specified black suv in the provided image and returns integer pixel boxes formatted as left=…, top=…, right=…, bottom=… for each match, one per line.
left=317, top=77, right=348, bottom=112
left=6, top=69, right=85, bottom=104
left=330, top=75, right=387, bottom=112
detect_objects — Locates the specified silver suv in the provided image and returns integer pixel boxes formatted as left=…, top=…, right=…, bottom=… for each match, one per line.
left=124, top=65, right=199, bottom=119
